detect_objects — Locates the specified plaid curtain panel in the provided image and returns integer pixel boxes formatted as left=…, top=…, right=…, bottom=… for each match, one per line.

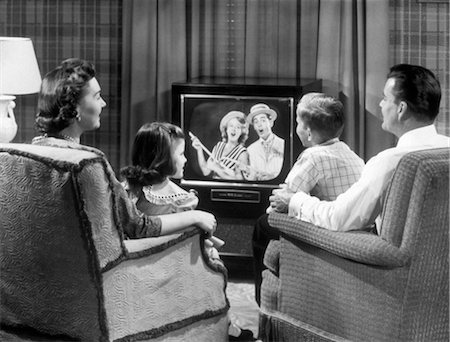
left=389, top=0, right=450, bottom=136
left=0, top=0, right=123, bottom=172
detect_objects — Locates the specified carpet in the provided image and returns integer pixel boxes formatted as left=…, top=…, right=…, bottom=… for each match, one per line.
left=226, top=279, right=260, bottom=338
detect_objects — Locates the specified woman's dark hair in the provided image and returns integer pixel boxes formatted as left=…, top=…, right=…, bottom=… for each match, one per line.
left=388, top=64, right=441, bottom=122
left=120, top=122, right=185, bottom=190
left=298, top=92, right=345, bottom=141
left=35, top=58, right=96, bottom=134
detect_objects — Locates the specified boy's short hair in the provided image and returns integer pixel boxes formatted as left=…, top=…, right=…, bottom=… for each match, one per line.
left=297, top=92, right=345, bottom=140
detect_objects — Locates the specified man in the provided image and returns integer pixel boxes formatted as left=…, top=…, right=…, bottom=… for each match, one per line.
left=253, top=64, right=450, bottom=304
left=285, top=64, right=449, bottom=232
left=244, top=103, right=285, bottom=180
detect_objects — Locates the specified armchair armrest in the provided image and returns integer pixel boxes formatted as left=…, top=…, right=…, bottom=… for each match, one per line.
left=102, top=227, right=225, bottom=276
left=102, top=226, right=228, bottom=341
left=268, top=212, right=410, bottom=267
left=123, top=227, right=226, bottom=271
left=124, top=227, right=199, bottom=254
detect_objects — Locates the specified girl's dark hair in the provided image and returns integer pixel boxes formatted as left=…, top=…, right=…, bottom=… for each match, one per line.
left=35, top=58, right=96, bottom=134
left=120, top=122, right=185, bottom=190
left=298, top=92, right=345, bottom=141
left=388, top=64, right=441, bottom=122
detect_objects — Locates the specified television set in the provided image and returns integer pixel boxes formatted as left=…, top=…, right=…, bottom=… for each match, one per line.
left=172, top=77, right=322, bottom=257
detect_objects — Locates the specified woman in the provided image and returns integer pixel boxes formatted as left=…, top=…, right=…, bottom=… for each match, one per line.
left=32, top=58, right=217, bottom=238
left=190, top=110, right=250, bottom=180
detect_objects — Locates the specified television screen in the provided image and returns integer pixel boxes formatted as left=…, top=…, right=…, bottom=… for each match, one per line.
left=181, top=94, right=295, bottom=189
left=172, top=78, right=321, bottom=234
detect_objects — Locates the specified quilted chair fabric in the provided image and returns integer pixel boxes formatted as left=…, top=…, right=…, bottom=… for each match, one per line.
left=259, top=148, right=449, bottom=342
left=0, top=143, right=229, bottom=342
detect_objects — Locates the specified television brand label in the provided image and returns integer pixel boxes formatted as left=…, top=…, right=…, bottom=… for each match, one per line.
left=210, top=189, right=260, bottom=203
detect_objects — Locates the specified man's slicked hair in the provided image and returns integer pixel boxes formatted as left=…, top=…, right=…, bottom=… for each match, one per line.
left=388, top=64, right=441, bottom=122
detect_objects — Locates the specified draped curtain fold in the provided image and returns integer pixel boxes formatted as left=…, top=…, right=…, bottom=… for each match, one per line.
left=121, top=0, right=393, bottom=167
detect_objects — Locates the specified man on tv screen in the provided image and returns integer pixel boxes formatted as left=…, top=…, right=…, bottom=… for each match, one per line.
left=243, top=103, right=285, bottom=181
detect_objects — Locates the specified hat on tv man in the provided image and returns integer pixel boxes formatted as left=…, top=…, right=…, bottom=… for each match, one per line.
left=247, top=103, right=277, bottom=125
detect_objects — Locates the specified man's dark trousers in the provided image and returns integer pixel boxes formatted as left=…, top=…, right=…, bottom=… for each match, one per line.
left=252, top=213, right=281, bottom=305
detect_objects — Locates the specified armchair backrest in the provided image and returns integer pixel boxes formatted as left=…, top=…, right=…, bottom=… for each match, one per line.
left=0, top=143, right=124, bottom=340
left=380, top=148, right=449, bottom=248
left=379, top=148, right=449, bottom=339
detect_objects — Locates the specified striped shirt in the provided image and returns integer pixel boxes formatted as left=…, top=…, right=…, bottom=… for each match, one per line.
left=212, top=141, right=247, bottom=170
left=285, top=139, right=364, bottom=201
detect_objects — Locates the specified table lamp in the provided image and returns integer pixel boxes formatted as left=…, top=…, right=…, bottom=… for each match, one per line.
left=0, top=37, right=42, bottom=143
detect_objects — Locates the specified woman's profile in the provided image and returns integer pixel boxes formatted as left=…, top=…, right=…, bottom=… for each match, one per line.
left=32, top=58, right=218, bottom=238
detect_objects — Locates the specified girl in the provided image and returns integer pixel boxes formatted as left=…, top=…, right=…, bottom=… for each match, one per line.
left=120, top=122, right=225, bottom=251
left=120, top=122, right=254, bottom=341
left=121, top=122, right=201, bottom=218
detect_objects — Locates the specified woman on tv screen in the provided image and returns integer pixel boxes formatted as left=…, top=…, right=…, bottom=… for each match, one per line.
left=190, top=110, right=250, bottom=180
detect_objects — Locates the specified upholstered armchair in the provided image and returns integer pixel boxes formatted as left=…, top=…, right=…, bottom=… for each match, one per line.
left=259, top=148, right=449, bottom=342
left=0, top=143, right=229, bottom=341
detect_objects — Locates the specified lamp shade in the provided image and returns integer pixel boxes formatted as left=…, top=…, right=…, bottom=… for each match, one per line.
left=0, top=37, right=42, bottom=95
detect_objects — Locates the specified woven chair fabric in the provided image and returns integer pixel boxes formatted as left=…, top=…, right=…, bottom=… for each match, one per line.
left=264, top=239, right=280, bottom=274
left=261, top=148, right=449, bottom=342
left=0, top=143, right=229, bottom=342
left=268, top=213, right=408, bottom=267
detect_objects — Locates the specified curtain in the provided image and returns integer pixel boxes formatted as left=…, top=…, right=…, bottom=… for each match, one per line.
left=2, top=0, right=123, bottom=171
left=314, top=0, right=395, bottom=158
left=121, top=0, right=393, bottom=167
left=121, top=0, right=187, bottom=166
left=390, top=0, right=450, bottom=137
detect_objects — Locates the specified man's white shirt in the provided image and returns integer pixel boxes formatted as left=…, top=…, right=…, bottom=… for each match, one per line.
left=288, top=125, right=450, bottom=233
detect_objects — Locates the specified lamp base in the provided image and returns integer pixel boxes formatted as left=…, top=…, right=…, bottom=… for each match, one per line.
left=0, top=95, right=18, bottom=143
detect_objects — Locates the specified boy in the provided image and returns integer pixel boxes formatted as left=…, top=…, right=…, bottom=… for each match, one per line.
left=253, top=92, right=364, bottom=304
left=267, top=92, right=364, bottom=213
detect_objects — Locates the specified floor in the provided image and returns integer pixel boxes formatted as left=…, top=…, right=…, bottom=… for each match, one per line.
left=227, top=278, right=260, bottom=338
left=224, top=255, right=260, bottom=340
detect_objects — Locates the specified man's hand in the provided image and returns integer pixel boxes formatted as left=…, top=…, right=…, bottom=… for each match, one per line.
left=267, top=184, right=295, bottom=213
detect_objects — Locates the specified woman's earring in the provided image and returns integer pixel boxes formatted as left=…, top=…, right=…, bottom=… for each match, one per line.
left=76, top=114, right=81, bottom=121
left=307, top=133, right=312, bottom=142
